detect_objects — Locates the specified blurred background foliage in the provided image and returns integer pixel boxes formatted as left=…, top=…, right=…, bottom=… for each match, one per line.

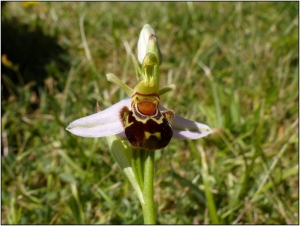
left=1, top=2, right=298, bottom=224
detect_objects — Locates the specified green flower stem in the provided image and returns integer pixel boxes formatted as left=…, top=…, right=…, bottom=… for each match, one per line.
left=142, top=150, right=156, bottom=224
left=132, top=149, right=144, bottom=191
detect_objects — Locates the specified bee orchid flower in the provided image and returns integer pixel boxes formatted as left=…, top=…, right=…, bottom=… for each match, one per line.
left=67, top=24, right=212, bottom=147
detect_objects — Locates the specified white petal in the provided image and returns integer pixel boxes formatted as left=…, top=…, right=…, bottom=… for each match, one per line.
left=138, top=24, right=155, bottom=64
left=159, top=105, right=212, bottom=140
left=172, top=115, right=212, bottom=139
left=66, top=98, right=130, bottom=138
left=172, top=128, right=212, bottom=140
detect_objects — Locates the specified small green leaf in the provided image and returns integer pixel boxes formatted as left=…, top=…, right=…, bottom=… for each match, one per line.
left=106, top=135, right=144, bottom=204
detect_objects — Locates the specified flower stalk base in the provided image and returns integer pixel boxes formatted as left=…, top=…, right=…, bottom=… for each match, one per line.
left=141, top=150, right=156, bottom=224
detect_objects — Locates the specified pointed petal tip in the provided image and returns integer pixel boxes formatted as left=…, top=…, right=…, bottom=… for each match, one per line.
left=203, top=125, right=213, bottom=134
left=170, top=112, right=213, bottom=140
left=65, top=124, right=72, bottom=132
left=172, top=128, right=212, bottom=140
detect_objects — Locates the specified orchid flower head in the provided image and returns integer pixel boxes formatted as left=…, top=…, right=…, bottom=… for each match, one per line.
left=66, top=75, right=212, bottom=150
left=66, top=24, right=212, bottom=151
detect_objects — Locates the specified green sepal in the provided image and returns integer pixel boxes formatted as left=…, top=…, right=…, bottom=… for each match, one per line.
left=106, top=73, right=133, bottom=96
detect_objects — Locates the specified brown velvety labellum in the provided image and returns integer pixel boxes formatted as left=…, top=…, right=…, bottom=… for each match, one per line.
left=124, top=110, right=173, bottom=151
left=137, top=101, right=156, bottom=115
left=120, top=91, right=174, bottom=151
left=119, top=106, right=173, bottom=151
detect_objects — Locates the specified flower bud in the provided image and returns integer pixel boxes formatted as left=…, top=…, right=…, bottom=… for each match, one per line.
left=137, top=24, right=162, bottom=65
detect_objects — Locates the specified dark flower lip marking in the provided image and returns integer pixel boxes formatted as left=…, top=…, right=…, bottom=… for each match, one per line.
left=119, top=88, right=174, bottom=151
left=119, top=104, right=173, bottom=151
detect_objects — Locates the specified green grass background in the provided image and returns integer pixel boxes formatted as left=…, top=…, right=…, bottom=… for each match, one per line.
left=1, top=2, right=298, bottom=224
